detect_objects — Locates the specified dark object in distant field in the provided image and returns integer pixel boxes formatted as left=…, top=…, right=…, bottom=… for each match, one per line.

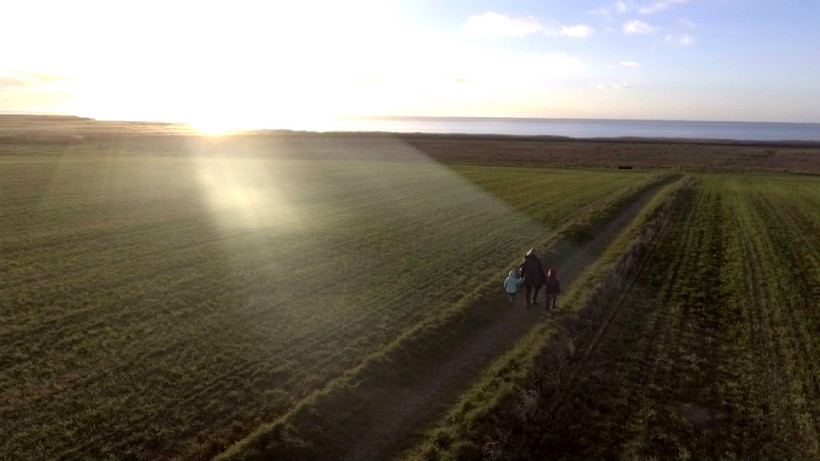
left=618, top=165, right=633, bottom=169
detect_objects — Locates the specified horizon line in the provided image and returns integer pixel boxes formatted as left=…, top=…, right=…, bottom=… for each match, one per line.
left=1, top=111, right=819, bottom=126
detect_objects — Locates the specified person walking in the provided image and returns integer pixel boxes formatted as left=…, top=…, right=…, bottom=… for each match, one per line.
left=518, top=248, right=546, bottom=308
left=544, top=268, right=560, bottom=309
left=503, top=270, right=523, bottom=304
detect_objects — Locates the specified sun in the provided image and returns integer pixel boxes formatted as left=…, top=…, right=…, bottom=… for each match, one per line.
left=191, top=117, right=236, bottom=136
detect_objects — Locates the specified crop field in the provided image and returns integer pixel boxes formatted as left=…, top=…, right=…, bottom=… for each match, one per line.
left=0, top=145, right=659, bottom=460
left=425, top=173, right=820, bottom=460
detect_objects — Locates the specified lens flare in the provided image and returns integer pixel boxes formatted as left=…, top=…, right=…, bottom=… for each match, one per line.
left=193, top=157, right=299, bottom=230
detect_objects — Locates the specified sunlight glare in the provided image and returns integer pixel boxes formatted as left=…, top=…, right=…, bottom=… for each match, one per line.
left=192, top=117, right=237, bottom=136
left=193, top=157, right=300, bottom=230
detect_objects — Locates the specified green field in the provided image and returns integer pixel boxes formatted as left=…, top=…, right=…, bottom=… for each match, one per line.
left=413, top=173, right=820, bottom=460
left=0, top=149, right=659, bottom=460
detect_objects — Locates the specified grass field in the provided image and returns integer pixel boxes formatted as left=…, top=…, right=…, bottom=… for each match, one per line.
left=3, top=113, right=819, bottom=173
left=0, top=145, right=660, bottom=460
left=413, top=173, right=820, bottom=460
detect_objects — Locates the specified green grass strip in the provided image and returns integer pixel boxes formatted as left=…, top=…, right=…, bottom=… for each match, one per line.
left=404, top=176, right=691, bottom=461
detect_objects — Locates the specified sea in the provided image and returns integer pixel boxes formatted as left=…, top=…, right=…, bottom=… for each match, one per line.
left=317, top=117, right=820, bottom=142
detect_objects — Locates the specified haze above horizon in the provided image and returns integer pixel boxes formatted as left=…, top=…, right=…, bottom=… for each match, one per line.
left=2, top=0, right=818, bottom=133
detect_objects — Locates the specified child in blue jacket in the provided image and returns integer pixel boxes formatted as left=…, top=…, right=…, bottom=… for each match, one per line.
left=503, top=270, right=523, bottom=304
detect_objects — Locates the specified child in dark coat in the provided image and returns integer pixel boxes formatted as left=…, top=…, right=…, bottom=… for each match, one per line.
left=544, top=268, right=560, bottom=309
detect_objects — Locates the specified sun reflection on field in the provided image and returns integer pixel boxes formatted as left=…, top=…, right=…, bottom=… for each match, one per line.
left=193, top=157, right=300, bottom=230
left=0, top=134, right=671, bottom=460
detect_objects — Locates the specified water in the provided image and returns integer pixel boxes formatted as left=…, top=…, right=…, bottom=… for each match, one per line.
left=317, top=117, right=820, bottom=142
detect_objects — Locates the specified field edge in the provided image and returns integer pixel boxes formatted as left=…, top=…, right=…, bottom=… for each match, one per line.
left=403, top=175, right=691, bottom=461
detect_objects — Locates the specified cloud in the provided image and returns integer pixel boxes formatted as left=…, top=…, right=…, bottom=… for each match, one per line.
left=678, top=18, right=696, bottom=28
left=0, top=70, right=76, bottom=111
left=638, top=2, right=669, bottom=14
left=619, top=61, right=640, bottom=67
left=0, top=70, right=73, bottom=89
left=0, top=75, right=31, bottom=88
left=638, top=0, right=690, bottom=14
left=561, top=25, right=595, bottom=38
left=594, top=82, right=632, bottom=90
left=462, top=12, right=545, bottom=37
left=665, top=33, right=694, bottom=45
left=623, top=20, right=657, bottom=34
left=590, top=1, right=629, bottom=16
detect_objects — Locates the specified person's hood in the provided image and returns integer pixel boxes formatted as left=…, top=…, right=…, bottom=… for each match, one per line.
left=508, top=270, right=516, bottom=277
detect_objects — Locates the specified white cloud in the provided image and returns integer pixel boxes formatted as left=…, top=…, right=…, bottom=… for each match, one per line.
left=594, top=82, right=632, bottom=90
left=619, top=61, right=639, bottom=67
left=561, top=25, right=595, bottom=38
left=639, top=0, right=690, bottom=14
left=623, top=20, right=657, bottom=34
left=462, top=12, right=545, bottom=37
left=591, top=1, right=629, bottom=16
left=678, top=18, right=696, bottom=28
left=666, top=33, right=694, bottom=45
left=639, top=2, right=669, bottom=14
left=0, top=70, right=74, bottom=88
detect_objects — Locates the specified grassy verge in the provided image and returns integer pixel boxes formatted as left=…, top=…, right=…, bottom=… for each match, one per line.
left=404, top=175, right=691, bottom=461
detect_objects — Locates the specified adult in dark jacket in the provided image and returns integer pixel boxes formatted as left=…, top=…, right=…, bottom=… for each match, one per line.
left=518, top=248, right=546, bottom=307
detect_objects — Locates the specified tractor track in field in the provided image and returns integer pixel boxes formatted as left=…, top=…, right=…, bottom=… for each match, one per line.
left=218, top=176, right=679, bottom=461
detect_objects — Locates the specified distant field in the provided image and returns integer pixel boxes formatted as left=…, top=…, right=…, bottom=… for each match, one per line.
left=2, top=113, right=819, bottom=173
left=0, top=147, right=658, bottom=460
left=418, top=173, right=820, bottom=460
left=402, top=136, right=820, bottom=172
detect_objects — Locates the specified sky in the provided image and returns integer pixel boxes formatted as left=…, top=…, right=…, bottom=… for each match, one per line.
left=1, top=0, right=819, bottom=129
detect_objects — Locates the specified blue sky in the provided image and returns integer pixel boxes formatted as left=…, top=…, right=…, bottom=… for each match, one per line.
left=1, top=0, right=818, bottom=126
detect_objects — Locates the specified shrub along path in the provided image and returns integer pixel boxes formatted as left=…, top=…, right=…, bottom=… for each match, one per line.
left=218, top=175, right=681, bottom=461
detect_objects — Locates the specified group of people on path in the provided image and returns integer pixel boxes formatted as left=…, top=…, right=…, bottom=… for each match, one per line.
left=504, top=248, right=560, bottom=309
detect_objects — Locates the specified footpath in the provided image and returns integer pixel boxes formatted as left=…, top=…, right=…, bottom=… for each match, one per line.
left=217, top=176, right=678, bottom=461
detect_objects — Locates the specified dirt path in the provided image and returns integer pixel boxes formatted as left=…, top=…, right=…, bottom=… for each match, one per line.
left=340, top=178, right=677, bottom=461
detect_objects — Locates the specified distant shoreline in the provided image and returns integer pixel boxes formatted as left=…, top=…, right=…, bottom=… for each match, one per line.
left=338, top=114, right=820, bottom=126
left=0, top=113, right=819, bottom=147
left=2, top=117, right=818, bottom=173
left=4, top=112, right=816, bottom=126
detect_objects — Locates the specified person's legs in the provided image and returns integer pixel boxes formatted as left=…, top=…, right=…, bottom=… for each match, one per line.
left=525, top=283, right=533, bottom=306
left=532, top=284, right=541, bottom=305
